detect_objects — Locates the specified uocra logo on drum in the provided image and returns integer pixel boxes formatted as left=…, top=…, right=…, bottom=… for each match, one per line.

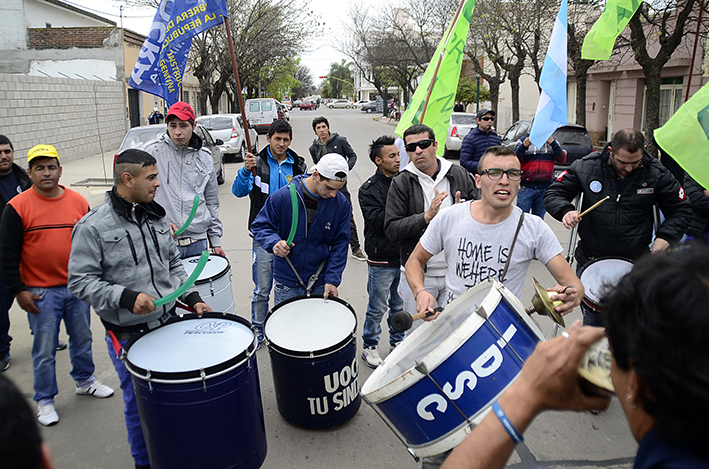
left=416, top=324, right=517, bottom=421
left=307, top=358, right=359, bottom=416
left=185, top=321, right=233, bottom=334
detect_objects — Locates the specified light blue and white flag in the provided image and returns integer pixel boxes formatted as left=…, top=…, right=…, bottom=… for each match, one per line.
left=529, top=0, right=568, bottom=148
left=129, top=0, right=228, bottom=106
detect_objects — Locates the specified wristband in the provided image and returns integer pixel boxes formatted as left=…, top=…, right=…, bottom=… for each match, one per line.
left=414, top=289, right=426, bottom=300
left=492, top=401, right=524, bottom=444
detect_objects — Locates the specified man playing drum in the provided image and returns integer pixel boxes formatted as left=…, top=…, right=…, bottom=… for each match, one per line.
left=251, top=153, right=351, bottom=305
left=68, top=149, right=211, bottom=469
left=543, top=128, right=691, bottom=326
left=407, top=145, right=583, bottom=326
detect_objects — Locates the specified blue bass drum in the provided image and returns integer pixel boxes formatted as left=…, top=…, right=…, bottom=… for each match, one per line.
left=361, top=279, right=545, bottom=459
left=264, top=296, right=361, bottom=429
left=124, top=313, right=267, bottom=469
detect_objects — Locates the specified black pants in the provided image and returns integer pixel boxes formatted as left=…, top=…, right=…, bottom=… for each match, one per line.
left=338, top=183, right=360, bottom=252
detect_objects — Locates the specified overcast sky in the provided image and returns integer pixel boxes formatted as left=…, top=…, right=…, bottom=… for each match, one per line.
left=59, top=0, right=362, bottom=84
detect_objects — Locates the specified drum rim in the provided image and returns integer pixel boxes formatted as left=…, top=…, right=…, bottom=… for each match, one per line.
left=264, top=295, right=357, bottom=358
left=124, top=312, right=255, bottom=381
left=182, top=254, right=231, bottom=284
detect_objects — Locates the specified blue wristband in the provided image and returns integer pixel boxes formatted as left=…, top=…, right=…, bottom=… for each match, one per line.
left=492, top=401, right=524, bottom=444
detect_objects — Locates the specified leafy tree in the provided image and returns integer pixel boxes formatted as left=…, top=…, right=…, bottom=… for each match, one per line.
left=456, top=75, right=490, bottom=105
left=291, top=64, right=316, bottom=99
left=321, top=60, right=354, bottom=99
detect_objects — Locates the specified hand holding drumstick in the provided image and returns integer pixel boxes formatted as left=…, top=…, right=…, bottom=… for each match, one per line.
left=562, top=196, right=610, bottom=229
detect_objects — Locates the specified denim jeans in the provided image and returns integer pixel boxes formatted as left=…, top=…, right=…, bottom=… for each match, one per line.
left=0, top=274, right=14, bottom=357
left=273, top=281, right=325, bottom=308
left=362, top=265, right=405, bottom=348
left=516, top=184, right=551, bottom=219
left=26, top=286, right=95, bottom=403
left=251, top=239, right=274, bottom=338
left=105, top=335, right=150, bottom=466
left=397, top=271, right=447, bottom=335
left=177, top=238, right=208, bottom=259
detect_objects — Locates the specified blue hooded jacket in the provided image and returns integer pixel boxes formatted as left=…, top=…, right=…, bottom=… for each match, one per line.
left=251, top=175, right=351, bottom=288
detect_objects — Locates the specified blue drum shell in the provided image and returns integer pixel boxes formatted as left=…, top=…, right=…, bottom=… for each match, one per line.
left=268, top=339, right=361, bottom=429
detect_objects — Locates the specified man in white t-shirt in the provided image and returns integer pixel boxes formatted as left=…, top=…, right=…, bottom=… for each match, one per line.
left=406, top=145, right=584, bottom=320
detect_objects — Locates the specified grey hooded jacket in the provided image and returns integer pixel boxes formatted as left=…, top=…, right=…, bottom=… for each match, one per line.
left=68, top=190, right=201, bottom=332
left=142, top=131, right=223, bottom=246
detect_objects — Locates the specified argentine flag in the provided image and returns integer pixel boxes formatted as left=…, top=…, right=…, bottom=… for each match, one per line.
left=529, top=0, right=568, bottom=149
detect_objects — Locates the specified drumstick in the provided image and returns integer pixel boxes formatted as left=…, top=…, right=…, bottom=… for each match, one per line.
left=579, top=196, right=610, bottom=218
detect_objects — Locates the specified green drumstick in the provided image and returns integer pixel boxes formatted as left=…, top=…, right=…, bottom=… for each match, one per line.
left=174, top=194, right=200, bottom=236
left=153, top=250, right=209, bottom=307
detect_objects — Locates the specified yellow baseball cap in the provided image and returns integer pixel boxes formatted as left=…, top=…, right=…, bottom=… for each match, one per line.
left=27, top=144, right=60, bottom=164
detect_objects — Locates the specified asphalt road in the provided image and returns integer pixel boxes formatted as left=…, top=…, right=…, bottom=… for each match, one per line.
left=3, top=108, right=637, bottom=469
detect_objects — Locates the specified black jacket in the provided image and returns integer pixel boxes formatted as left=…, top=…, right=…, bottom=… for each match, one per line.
left=683, top=172, right=709, bottom=238
left=384, top=164, right=477, bottom=266
left=544, top=145, right=692, bottom=262
left=358, top=168, right=400, bottom=266
left=0, top=163, right=32, bottom=215
left=245, top=147, right=307, bottom=231
left=308, top=132, right=357, bottom=169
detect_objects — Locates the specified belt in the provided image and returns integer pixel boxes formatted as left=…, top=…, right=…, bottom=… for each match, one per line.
left=176, top=237, right=200, bottom=247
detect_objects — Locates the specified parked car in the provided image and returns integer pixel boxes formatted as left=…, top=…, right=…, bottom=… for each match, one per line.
left=300, top=100, right=317, bottom=111
left=117, top=123, right=226, bottom=185
left=444, top=112, right=477, bottom=159
left=361, top=101, right=379, bottom=113
left=355, top=99, right=370, bottom=109
left=501, top=120, right=594, bottom=176
left=292, top=100, right=302, bottom=108
left=328, top=99, right=354, bottom=109
left=195, top=114, right=258, bottom=162
left=245, top=98, right=279, bottom=134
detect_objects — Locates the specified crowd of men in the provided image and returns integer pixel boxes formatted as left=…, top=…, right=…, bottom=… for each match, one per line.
left=0, top=100, right=703, bottom=469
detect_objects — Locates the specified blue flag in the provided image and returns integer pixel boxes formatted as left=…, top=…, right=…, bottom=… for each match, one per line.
left=529, top=0, right=568, bottom=148
left=129, top=0, right=228, bottom=106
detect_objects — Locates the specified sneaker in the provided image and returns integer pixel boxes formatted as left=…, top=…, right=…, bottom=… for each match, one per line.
left=362, top=347, right=383, bottom=368
left=351, top=249, right=367, bottom=261
left=37, top=403, right=59, bottom=426
left=390, top=341, right=402, bottom=352
left=57, top=340, right=67, bottom=351
left=0, top=353, right=9, bottom=372
left=76, top=379, right=114, bottom=398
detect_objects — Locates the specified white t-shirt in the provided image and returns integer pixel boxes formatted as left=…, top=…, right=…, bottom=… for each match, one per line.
left=420, top=203, right=562, bottom=304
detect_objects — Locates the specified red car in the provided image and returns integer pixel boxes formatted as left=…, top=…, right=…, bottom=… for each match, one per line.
left=299, top=100, right=317, bottom=111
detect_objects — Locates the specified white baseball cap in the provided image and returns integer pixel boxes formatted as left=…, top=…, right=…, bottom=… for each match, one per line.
left=311, top=153, right=348, bottom=182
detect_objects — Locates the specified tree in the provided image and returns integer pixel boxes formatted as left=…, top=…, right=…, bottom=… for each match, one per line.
left=291, top=64, right=315, bottom=99
left=456, top=75, right=491, bottom=105
left=321, top=60, right=354, bottom=98
left=627, top=0, right=705, bottom=154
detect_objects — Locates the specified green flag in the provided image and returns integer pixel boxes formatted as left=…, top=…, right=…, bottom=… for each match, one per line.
left=581, top=0, right=642, bottom=60
left=395, top=0, right=475, bottom=156
left=655, top=83, right=709, bottom=189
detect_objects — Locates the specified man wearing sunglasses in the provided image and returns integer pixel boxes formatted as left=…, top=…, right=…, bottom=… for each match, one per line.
left=384, top=124, right=477, bottom=332
left=460, top=109, right=502, bottom=178
left=406, top=145, right=582, bottom=323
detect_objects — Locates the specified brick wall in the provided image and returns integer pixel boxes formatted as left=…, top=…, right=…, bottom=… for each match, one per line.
left=0, top=72, right=127, bottom=164
left=29, top=27, right=114, bottom=50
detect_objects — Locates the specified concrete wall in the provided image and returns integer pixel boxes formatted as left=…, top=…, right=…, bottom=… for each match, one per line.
left=2, top=0, right=27, bottom=50
left=24, top=0, right=112, bottom=28
left=0, top=72, right=127, bottom=164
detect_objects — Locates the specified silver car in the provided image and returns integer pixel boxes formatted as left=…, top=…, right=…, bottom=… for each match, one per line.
left=444, top=112, right=477, bottom=158
left=117, top=123, right=226, bottom=185
left=328, top=99, right=354, bottom=109
left=195, top=114, right=258, bottom=162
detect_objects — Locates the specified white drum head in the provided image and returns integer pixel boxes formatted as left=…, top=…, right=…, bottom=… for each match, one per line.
left=126, top=318, right=252, bottom=373
left=581, top=259, right=633, bottom=303
left=265, top=298, right=355, bottom=352
left=182, top=255, right=229, bottom=281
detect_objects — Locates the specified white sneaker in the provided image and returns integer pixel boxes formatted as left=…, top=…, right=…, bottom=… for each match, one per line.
left=37, top=403, right=59, bottom=426
left=76, top=379, right=114, bottom=398
left=362, top=347, right=383, bottom=368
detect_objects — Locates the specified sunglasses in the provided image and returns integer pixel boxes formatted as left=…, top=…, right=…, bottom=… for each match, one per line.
left=480, top=168, right=523, bottom=181
left=479, top=116, right=495, bottom=121
left=405, top=139, right=435, bottom=152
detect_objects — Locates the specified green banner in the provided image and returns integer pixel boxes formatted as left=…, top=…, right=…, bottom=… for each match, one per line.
left=581, top=0, right=642, bottom=60
left=395, top=0, right=476, bottom=157
left=654, top=83, right=709, bottom=189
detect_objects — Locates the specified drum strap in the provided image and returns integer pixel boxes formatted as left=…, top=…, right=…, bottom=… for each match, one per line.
left=501, top=213, right=524, bottom=282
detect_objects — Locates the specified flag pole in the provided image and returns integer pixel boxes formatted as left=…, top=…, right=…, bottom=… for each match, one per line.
left=223, top=17, right=255, bottom=176
left=684, top=0, right=704, bottom=103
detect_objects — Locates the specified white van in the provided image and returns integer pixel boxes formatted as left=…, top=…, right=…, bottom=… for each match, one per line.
left=245, top=98, right=279, bottom=134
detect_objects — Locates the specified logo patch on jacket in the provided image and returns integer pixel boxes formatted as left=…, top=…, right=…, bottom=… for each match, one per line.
left=679, top=186, right=687, bottom=201
left=556, top=170, right=567, bottom=181
left=636, top=188, right=654, bottom=195
left=589, top=180, right=602, bottom=193
left=325, top=222, right=331, bottom=230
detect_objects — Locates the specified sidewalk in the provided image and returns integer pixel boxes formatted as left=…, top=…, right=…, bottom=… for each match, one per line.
left=61, top=149, right=119, bottom=207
